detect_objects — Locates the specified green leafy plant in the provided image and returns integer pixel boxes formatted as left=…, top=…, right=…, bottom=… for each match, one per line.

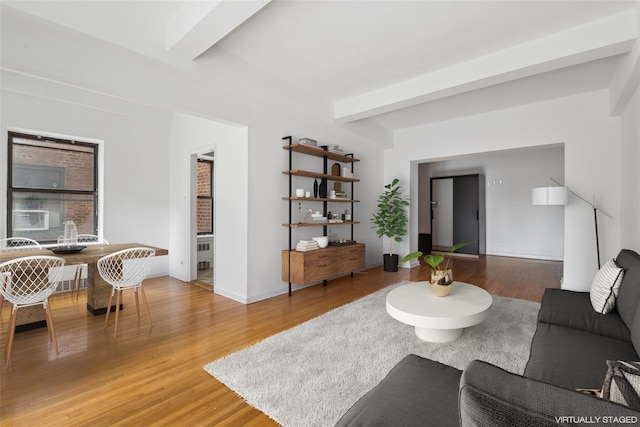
left=370, top=178, right=409, bottom=256
left=401, top=241, right=474, bottom=270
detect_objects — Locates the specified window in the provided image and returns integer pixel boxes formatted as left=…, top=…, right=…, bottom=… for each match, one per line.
left=197, top=159, right=213, bottom=235
left=7, top=131, right=98, bottom=243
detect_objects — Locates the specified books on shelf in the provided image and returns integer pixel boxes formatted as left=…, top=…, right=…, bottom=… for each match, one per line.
left=305, top=216, right=328, bottom=224
left=326, top=144, right=344, bottom=154
left=298, top=138, right=317, bottom=146
left=296, top=240, right=319, bottom=251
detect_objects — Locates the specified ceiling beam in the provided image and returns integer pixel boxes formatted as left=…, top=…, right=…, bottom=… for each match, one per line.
left=166, top=0, right=272, bottom=60
left=335, top=11, right=637, bottom=123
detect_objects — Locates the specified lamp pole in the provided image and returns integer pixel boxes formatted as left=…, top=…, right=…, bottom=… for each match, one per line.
left=550, top=178, right=611, bottom=269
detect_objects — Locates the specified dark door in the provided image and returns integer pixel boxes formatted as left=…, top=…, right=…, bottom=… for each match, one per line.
left=453, top=175, right=479, bottom=255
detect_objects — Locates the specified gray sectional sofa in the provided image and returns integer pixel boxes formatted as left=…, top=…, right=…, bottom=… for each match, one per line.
left=336, top=249, right=640, bottom=426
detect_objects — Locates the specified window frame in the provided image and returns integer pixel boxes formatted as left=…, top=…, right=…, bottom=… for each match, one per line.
left=196, top=158, right=214, bottom=235
left=7, top=131, right=99, bottom=243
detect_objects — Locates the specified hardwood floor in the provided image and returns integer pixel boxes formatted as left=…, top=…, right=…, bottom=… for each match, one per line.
left=0, top=256, right=561, bottom=426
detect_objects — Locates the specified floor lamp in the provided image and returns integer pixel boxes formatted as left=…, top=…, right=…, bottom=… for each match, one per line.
left=532, top=178, right=613, bottom=269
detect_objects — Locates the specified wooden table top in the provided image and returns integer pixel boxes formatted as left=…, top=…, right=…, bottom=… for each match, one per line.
left=0, top=243, right=168, bottom=265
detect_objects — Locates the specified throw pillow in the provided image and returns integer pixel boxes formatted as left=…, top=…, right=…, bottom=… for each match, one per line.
left=590, top=259, right=624, bottom=314
left=602, top=360, right=640, bottom=410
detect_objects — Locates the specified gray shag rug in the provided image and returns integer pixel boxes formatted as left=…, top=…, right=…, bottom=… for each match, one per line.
left=204, top=281, right=540, bottom=427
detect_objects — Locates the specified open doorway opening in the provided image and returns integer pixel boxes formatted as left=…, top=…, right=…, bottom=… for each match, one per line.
left=417, top=144, right=564, bottom=261
left=196, top=153, right=214, bottom=287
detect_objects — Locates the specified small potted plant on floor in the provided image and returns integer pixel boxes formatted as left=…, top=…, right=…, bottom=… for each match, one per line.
left=371, top=178, right=409, bottom=272
left=401, top=241, right=473, bottom=296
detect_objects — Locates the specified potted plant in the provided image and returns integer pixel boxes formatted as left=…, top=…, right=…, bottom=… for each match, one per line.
left=401, top=241, right=473, bottom=296
left=371, top=178, right=409, bottom=272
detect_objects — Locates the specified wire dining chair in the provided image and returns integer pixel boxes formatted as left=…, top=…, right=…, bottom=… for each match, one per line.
left=97, top=247, right=155, bottom=338
left=0, top=255, right=65, bottom=368
left=0, top=237, right=41, bottom=251
left=0, top=238, right=42, bottom=315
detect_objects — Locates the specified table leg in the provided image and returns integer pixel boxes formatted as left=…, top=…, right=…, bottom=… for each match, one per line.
left=15, top=306, right=47, bottom=332
left=415, top=326, right=463, bottom=342
left=86, top=263, right=122, bottom=315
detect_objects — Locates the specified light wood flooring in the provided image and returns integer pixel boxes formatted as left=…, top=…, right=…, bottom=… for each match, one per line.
left=0, top=255, right=562, bottom=426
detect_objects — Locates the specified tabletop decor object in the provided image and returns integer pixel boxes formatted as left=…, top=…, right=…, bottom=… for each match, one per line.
left=48, top=245, right=86, bottom=254
left=402, top=241, right=473, bottom=296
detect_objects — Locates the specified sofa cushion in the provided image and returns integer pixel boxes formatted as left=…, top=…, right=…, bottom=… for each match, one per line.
left=590, top=259, right=624, bottom=314
left=537, top=288, right=630, bottom=342
left=602, top=360, right=640, bottom=410
left=334, top=355, right=461, bottom=427
left=524, top=323, right=638, bottom=389
left=632, top=304, right=640, bottom=356
left=614, top=250, right=640, bottom=330
left=460, top=360, right=640, bottom=427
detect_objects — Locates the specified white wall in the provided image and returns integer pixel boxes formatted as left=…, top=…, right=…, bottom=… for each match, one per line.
left=393, top=91, right=621, bottom=291
left=0, top=6, right=386, bottom=304
left=243, top=113, right=384, bottom=302
left=168, top=113, right=249, bottom=302
left=619, top=85, right=640, bottom=251
left=0, top=89, right=171, bottom=277
left=417, top=145, right=565, bottom=260
left=7, top=5, right=634, bottom=301
left=613, top=1, right=640, bottom=253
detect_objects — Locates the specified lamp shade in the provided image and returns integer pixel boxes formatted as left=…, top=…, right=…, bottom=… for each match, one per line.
left=532, top=186, right=569, bottom=206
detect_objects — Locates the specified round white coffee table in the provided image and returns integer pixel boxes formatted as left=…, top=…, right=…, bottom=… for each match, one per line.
left=386, top=281, right=492, bottom=342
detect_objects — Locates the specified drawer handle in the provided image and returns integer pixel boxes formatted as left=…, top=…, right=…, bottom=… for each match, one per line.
left=318, top=255, right=329, bottom=259
left=349, top=257, right=357, bottom=261
left=318, top=264, right=328, bottom=267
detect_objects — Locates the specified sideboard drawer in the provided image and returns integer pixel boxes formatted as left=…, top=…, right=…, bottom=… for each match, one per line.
left=282, top=244, right=365, bottom=286
left=282, top=248, right=337, bottom=285
left=338, top=244, right=365, bottom=275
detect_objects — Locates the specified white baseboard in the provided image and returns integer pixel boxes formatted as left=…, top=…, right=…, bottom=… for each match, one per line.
left=486, top=251, right=563, bottom=262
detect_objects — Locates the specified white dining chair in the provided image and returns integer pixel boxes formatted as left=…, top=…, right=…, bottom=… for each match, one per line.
left=77, top=234, right=109, bottom=245
left=0, top=238, right=42, bottom=315
left=0, top=237, right=41, bottom=251
left=0, top=255, right=65, bottom=368
left=97, top=247, right=155, bottom=338
left=71, top=235, right=109, bottom=299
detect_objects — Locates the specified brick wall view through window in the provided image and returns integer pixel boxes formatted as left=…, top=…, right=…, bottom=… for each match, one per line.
left=7, top=132, right=98, bottom=243
left=197, top=159, right=213, bottom=235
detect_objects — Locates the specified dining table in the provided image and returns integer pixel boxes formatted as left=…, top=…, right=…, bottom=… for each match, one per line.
left=0, top=243, right=168, bottom=330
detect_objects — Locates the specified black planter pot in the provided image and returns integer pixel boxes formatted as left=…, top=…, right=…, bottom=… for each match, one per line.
left=383, top=254, right=399, bottom=272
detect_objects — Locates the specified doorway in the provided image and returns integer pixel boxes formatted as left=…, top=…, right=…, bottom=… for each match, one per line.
left=431, top=174, right=485, bottom=256
left=196, top=152, right=214, bottom=288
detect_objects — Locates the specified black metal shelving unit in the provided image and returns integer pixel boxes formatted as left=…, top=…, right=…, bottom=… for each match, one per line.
left=282, top=136, right=360, bottom=296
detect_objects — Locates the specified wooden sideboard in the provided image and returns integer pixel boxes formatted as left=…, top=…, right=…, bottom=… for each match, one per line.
left=282, top=243, right=365, bottom=285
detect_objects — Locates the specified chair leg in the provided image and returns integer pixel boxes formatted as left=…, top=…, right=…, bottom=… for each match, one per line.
left=104, top=288, right=115, bottom=328
left=73, top=265, right=83, bottom=300
left=1, top=274, right=6, bottom=315
left=44, top=302, right=59, bottom=355
left=134, top=288, right=141, bottom=320
left=5, top=308, right=17, bottom=369
left=113, top=290, right=122, bottom=338
left=140, top=286, right=152, bottom=329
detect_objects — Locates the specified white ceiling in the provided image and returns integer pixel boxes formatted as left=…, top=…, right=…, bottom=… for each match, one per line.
left=3, top=0, right=638, bottom=134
